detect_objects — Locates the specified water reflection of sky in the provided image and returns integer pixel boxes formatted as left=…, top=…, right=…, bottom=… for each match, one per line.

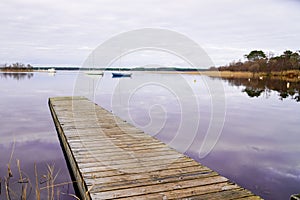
left=0, top=71, right=77, bottom=199
left=201, top=79, right=300, bottom=199
left=93, top=72, right=300, bottom=200
left=1, top=71, right=299, bottom=200
left=198, top=78, right=300, bottom=200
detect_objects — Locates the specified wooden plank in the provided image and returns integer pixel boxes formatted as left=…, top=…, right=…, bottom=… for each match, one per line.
left=49, top=96, right=263, bottom=200
left=115, top=183, right=240, bottom=200
left=78, top=157, right=198, bottom=171
left=86, top=171, right=219, bottom=192
left=187, top=188, right=256, bottom=200
left=84, top=166, right=213, bottom=182
left=91, top=176, right=229, bottom=199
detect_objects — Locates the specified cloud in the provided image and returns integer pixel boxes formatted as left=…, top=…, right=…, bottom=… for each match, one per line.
left=35, top=47, right=58, bottom=50
left=0, top=0, right=299, bottom=67
left=77, top=46, right=94, bottom=50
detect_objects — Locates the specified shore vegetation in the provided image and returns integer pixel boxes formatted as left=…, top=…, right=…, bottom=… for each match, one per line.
left=1, top=63, right=33, bottom=72
left=217, top=50, right=300, bottom=74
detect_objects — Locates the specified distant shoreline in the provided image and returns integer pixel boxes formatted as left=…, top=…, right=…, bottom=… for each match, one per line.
left=1, top=68, right=299, bottom=81
left=147, top=70, right=300, bottom=82
left=0, top=69, right=34, bottom=72
left=184, top=70, right=300, bottom=82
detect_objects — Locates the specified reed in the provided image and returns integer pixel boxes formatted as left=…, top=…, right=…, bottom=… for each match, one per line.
left=2, top=143, right=79, bottom=200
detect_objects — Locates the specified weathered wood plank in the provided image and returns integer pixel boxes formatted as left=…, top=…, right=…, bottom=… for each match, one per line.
left=115, top=183, right=240, bottom=200
left=91, top=176, right=229, bottom=199
left=86, top=171, right=218, bottom=192
left=187, top=188, right=256, bottom=200
left=83, top=165, right=213, bottom=184
left=49, top=96, right=263, bottom=200
left=78, top=157, right=198, bottom=172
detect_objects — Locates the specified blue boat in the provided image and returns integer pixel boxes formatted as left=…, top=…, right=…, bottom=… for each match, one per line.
left=112, top=72, right=132, bottom=78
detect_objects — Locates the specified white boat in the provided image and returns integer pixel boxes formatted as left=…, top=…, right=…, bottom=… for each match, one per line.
left=85, top=71, right=104, bottom=76
left=48, top=68, right=56, bottom=73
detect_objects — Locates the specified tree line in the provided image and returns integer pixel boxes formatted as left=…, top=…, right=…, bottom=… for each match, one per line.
left=217, top=50, right=300, bottom=73
left=1, top=62, right=33, bottom=71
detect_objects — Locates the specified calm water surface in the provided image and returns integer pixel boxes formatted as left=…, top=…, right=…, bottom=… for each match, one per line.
left=0, top=71, right=299, bottom=199
left=0, top=72, right=76, bottom=199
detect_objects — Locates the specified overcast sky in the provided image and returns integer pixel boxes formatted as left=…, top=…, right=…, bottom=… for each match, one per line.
left=0, top=0, right=300, bottom=67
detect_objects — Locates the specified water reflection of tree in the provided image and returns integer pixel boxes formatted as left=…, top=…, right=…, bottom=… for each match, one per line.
left=221, top=77, right=300, bottom=102
left=0, top=72, right=34, bottom=80
left=243, top=87, right=264, bottom=97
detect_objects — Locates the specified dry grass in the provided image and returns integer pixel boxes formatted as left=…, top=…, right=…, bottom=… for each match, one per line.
left=150, top=70, right=258, bottom=78
left=202, top=71, right=255, bottom=78
left=177, top=70, right=300, bottom=81
left=1, top=142, right=80, bottom=200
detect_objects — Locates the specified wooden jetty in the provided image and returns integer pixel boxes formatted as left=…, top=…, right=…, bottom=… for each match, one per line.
left=49, top=96, right=262, bottom=200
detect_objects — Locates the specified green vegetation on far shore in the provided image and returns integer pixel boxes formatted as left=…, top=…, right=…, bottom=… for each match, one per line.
left=217, top=50, right=300, bottom=73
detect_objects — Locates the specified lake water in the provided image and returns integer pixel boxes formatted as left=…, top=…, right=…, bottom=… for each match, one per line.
left=0, top=71, right=299, bottom=199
